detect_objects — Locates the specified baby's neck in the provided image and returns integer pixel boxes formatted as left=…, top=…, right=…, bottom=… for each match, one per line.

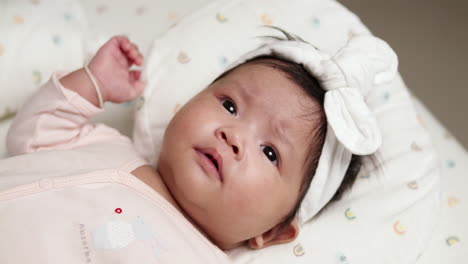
left=131, top=165, right=212, bottom=240
left=131, top=165, right=188, bottom=213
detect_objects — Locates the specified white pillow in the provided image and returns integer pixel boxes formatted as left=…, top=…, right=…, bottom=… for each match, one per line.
left=133, top=0, right=441, bottom=263
left=0, top=0, right=88, bottom=121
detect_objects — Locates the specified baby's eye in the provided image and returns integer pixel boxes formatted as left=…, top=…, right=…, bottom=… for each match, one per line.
left=221, top=98, right=237, bottom=116
left=261, top=145, right=279, bottom=166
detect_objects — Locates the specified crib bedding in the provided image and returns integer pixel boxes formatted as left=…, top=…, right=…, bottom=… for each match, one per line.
left=410, top=97, right=467, bottom=263
left=0, top=0, right=466, bottom=262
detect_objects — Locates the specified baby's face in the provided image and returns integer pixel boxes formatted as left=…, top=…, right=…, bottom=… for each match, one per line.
left=157, top=60, right=318, bottom=249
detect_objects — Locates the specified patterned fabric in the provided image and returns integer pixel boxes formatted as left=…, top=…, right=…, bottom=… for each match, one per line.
left=0, top=0, right=88, bottom=120
left=411, top=98, right=467, bottom=264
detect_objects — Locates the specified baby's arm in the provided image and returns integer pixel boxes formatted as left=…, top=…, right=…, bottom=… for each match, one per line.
left=6, top=36, right=144, bottom=156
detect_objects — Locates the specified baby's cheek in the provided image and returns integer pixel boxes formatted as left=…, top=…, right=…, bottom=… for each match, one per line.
left=174, top=102, right=217, bottom=131
left=230, top=180, right=280, bottom=219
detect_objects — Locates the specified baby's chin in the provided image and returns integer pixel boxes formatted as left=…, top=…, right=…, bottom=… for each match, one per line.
left=155, top=144, right=263, bottom=250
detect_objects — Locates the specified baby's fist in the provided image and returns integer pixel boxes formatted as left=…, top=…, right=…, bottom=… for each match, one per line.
left=87, top=36, right=145, bottom=104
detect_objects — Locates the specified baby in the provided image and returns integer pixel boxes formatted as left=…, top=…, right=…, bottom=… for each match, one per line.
left=0, top=27, right=396, bottom=263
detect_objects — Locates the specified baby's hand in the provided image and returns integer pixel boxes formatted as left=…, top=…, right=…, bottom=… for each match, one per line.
left=88, top=36, right=145, bottom=104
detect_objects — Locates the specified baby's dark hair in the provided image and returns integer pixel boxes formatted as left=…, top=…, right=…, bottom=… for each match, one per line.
left=212, top=26, right=362, bottom=233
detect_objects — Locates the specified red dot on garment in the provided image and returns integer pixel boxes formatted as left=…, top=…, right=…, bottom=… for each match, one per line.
left=115, top=208, right=122, bottom=214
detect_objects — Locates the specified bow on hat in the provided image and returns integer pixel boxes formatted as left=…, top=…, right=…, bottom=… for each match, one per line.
left=228, top=31, right=398, bottom=224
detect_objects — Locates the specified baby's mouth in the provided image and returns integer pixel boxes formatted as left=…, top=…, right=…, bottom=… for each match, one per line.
left=204, top=153, right=219, bottom=171
left=195, top=147, right=224, bottom=182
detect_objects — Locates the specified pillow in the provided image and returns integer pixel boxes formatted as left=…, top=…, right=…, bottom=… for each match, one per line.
left=0, top=0, right=88, bottom=121
left=133, top=0, right=441, bottom=262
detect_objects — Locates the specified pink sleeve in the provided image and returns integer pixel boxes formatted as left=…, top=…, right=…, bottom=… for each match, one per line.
left=6, top=72, right=127, bottom=156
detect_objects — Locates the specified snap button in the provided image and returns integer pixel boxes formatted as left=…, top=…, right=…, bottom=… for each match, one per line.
left=39, top=178, right=54, bottom=190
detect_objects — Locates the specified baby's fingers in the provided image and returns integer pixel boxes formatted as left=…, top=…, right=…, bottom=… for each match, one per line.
left=130, top=48, right=144, bottom=66
left=119, top=38, right=143, bottom=66
left=129, top=70, right=142, bottom=82
left=129, top=70, right=146, bottom=96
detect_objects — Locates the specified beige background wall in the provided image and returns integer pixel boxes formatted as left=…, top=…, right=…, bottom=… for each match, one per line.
left=339, top=0, right=468, bottom=149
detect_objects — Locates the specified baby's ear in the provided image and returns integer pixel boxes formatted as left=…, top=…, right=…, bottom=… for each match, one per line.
left=248, top=219, right=299, bottom=249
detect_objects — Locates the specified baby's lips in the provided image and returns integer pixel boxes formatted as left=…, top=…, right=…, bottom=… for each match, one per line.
left=197, top=147, right=224, bottom=182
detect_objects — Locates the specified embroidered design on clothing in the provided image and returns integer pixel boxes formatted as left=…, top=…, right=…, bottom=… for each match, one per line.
left=93, top=217, right=153, bottom=249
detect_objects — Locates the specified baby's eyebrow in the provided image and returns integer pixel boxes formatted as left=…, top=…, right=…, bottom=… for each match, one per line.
left=231, top=78, right=292, bottom=149
left=231, top=79, right=252, bottom=101
left=272, top=120, right=292, bottom=149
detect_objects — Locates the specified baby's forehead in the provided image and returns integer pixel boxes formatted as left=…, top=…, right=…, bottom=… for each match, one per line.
left=215, top=61, right=299, bottom=92
left=211, top=57, right=322, bottom=115
left=223, top=69, right=319, bottom=131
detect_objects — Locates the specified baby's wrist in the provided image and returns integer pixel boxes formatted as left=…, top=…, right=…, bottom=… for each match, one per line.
left=59, top=68, right=103, bottom=108
left=84, top=66, right=105, bottom=108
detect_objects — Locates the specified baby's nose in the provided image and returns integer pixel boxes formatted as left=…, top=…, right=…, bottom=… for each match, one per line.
left=216, top=128, right=243, bottom=159
left=220, top=131, right=239, bottom=154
